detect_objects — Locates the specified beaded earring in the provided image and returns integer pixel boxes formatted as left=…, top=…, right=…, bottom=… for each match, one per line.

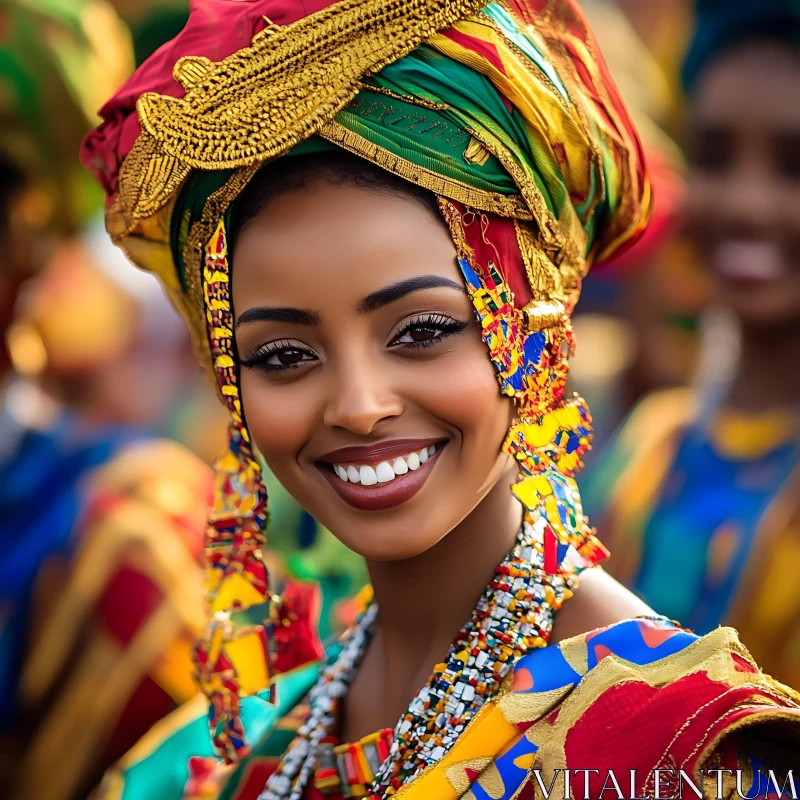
left=193, top=218, right=273, bottom=762
left=439, top=200, right=608, bottom=574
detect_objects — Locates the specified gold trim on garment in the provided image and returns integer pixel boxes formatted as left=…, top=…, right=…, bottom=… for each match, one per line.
left=109, top=0, right=490, bottom=236
left=524, top=626, right=797, bottom=786
left=356, top=82, right=451, bottom=111
left=181, top=165, right=263, bottom=374
left=318, top=120, right=531, bottom=219
left=463, top=124, right=579, bottom=265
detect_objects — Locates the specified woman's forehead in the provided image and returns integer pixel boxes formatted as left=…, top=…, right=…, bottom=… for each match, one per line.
left=693, top=42, right=800, bottom=124
left=231, top=181, right=461, bottom=306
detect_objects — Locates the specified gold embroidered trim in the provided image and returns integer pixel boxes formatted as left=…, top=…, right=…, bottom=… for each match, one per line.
left=319, top=120, right=531, bottom=219
left=436, top=197, right=477, bottom=263
left=514, top=218, right=561, bottom=298
left=523, top=300, right=566, bottom=332
left=463, top=137, right=491, bottom=166
left=112, top=0, right=490, bottom=232
left=679, top=702, right=800, bottom=789
left=356, top=82, right=451, bottom=111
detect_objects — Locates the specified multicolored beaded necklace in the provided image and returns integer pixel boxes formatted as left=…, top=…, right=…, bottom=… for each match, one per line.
left=259, top=514, right=580, bottom=800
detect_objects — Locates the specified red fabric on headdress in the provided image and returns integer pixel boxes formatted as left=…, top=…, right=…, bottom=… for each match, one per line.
left=81, top=0, right=342, bottom=199
left=449, top=201, right=534, bottom=309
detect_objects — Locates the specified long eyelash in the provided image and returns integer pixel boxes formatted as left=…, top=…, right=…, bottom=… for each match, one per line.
left=391, top=313, right=469, bottom=349
left=240, top=339, right=313, bottom=372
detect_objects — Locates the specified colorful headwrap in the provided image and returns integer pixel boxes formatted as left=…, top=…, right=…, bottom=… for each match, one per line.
left=82, top=0, right=651, bottom=763
left=683, top=0, right=800, bottom=90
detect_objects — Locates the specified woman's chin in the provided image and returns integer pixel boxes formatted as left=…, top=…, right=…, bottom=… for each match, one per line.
left=301, top=449, right=461, bottom=560
left=328, top=517, right=449, bottom=562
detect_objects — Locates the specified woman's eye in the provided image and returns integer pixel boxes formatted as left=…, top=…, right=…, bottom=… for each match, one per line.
left=689, top=128, right=735, bottom=174
left=269, top=349, right=311, bottom=366
left=389, top=314, right=468, bottom=350
left=240, top=340, right=318, bottom=373
left=395, top=326, right=442, bottom=344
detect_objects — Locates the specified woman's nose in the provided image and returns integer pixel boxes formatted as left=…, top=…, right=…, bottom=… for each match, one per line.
left=718, top=160, right=780, bottom=237
left=321, top=356, right=403, bottom=435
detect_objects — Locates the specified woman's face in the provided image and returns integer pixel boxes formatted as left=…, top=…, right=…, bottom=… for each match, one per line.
left=685, top=42, right=800, bottom=328
left=233, top=180, right=515, bottom=561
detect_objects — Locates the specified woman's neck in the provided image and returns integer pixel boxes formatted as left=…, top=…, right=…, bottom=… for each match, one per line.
left=726, top=319, right=800, bottom=413
left=346, top=463, right=522, bottom=737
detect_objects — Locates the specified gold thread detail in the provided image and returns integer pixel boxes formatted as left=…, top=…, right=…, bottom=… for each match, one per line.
left=182, top=164, right=263, bottom=373
left=319, top=119, right=531, bottom=219
left=523, top=300, right=566, bottom=332
left=112, top=0, right=491, bottom=232
left=357, top=81, right=451, bottom=111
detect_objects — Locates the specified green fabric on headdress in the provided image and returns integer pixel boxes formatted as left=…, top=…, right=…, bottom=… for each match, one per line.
left=170, top=52, right=523, bottom=290
left=366, top=49, right=548, bottom=207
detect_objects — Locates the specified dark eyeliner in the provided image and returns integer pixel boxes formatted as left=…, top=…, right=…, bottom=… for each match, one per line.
left=240, top=339, right=317, bottom=372
left=389, top=313, right=469, bottom=350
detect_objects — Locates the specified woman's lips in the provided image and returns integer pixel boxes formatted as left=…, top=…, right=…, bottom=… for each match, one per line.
left=316, top=437, right=444, bottom=467
left=711, top=240, right=786, bottom=285
left=316, top=440, right=446, bottom=512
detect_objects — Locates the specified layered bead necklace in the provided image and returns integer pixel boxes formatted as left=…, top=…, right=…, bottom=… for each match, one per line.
left=260, top=514, right=579, bottom=800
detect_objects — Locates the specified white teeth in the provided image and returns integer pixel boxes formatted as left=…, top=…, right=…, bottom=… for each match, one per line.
left=376, top=461, right=395, bottom=483
left=360, top=465, right=378, bottom=486
left=331, top=444, right=441, bottom=487
left=392, top=457, right=409, bottom=475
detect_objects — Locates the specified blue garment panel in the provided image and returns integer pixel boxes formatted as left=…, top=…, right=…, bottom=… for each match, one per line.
left=633, top=429, right=798, bottom=634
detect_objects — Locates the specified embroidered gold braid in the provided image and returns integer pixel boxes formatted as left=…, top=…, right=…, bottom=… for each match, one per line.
left=319, top=120, right=532, bottom=220
left=110, top=0, right=490, bottom=235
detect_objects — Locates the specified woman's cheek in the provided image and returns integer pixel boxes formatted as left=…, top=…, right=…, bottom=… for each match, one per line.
left=685, top=176, right=722, bottom=251
left=411, top=346, right=510, bottom=449
left=240, top=376, right=316, bottom=472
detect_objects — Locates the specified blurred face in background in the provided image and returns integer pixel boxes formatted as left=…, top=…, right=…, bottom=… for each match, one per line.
left=685, top=41, right=800, bottom=329
left=10, top=238, right=198, bottom=431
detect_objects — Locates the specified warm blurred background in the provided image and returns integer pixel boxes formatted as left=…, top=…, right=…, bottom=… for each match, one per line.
left=1, top=0, right=798, bottom=797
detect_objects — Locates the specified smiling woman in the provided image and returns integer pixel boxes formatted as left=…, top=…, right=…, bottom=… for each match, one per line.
left=231, top=155, right=516, bottom=556
left=82, top=1, right=800, bottom=798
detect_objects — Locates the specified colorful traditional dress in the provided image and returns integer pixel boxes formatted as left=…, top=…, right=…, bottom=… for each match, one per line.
left=99, top=616, right=800, bottom=800
left=81, top=0, right=800, bottom=797
left=581, top=0, right=800, bottom=695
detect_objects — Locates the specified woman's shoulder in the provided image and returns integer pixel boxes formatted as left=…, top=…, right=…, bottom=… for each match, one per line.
left=550, top=567, right=655, bottom=644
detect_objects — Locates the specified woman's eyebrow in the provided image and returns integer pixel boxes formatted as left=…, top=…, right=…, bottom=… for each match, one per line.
left=357, top=276, right=465, bottom=314
left=236, top=306, right=321, bottom=328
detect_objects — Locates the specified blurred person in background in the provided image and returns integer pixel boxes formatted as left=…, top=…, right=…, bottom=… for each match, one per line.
left=0, top=3, right=215, bottom=798
left=588, top=0, right=800, bottom=689
left=9, top=220, right=198, bottom=434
